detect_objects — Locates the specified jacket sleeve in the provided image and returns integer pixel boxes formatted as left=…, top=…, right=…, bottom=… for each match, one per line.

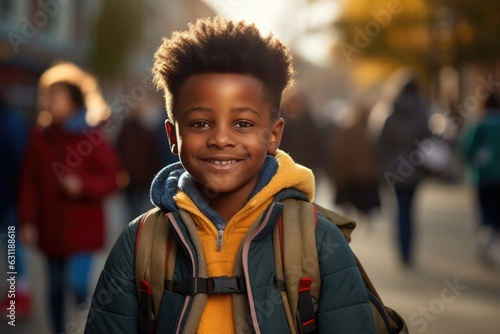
left=85, top=217, right=141, bottom=334
left=78, top=135, right=124, bottom=199
left=458, top=123, right=479, bottom=164
left=315, top=217, right=376, bottom=333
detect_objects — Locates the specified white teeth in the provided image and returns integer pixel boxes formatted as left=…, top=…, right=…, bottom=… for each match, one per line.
left=209, top=160, right=237, bottom=165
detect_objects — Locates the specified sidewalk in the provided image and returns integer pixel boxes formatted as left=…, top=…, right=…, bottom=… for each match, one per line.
left=316, top=180, right=500, bottom=334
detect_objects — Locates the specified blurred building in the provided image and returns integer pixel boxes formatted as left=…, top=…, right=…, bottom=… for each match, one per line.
left=0, top=0, right=99, bottom=121
left=0, top=0, right=213, bottom=123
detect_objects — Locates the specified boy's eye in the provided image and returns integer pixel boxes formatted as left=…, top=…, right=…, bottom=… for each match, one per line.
left=191, top=121, right=210, bottom=128
left=234, top=121, right=253, bottom=128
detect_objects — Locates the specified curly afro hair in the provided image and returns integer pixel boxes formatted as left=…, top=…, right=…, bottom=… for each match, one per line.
left=152, top=16, right=294, bottom=120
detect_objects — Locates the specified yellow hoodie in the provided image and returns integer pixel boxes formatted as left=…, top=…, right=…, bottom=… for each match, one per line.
left=173, top=150, right=315, bottom=333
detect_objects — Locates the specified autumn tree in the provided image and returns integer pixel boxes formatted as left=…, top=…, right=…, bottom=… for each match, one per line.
left=88, top=0, right=144, bottom=79
left=333, top=0, right=500, bottom=84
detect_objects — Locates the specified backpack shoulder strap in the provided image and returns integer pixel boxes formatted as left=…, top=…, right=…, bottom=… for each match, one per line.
left=274, top=198, right=320, bottom=334
left=135, top=207, right=176, bottom=334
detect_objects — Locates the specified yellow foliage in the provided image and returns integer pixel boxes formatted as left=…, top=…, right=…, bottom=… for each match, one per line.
left=350, top=59, right=400, bottom=87
left=341, top=0, right=431, bottom=21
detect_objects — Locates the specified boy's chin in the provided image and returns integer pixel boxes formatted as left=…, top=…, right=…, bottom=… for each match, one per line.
left=196, top=182, right=229, bottom=199
left=194, top=179, right=241, bottom=199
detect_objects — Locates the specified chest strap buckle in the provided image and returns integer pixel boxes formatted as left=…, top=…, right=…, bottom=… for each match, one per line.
left=171, top=275, right=246, bottom=295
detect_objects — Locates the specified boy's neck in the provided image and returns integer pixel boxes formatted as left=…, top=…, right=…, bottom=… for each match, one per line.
left=210, top=202, right=244, bottom=223
left=205, top=191, right=248, bottom=223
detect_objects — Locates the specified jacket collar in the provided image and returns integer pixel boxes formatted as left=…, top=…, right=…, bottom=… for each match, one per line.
left=150, top=150, right=315, bottom=229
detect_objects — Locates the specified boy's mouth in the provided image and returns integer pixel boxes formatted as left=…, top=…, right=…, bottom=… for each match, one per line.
left=206, top=159, right=238, bottom=165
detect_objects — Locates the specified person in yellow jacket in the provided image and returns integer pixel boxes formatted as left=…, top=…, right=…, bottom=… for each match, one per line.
left=85, top=17, right=376, bottom=333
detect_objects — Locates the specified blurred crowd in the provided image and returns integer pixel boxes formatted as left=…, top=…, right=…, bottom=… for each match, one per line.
left=279, top=67, right=500, bottom=270
left=1, top=60, right=500, bottom=333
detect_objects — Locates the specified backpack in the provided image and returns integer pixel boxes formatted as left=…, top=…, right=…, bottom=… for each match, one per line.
left=134, top=199, right=408, bottom=334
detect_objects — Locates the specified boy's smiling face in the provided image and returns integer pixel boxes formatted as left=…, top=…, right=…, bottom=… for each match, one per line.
left=167, top=73, right=284, bottom=199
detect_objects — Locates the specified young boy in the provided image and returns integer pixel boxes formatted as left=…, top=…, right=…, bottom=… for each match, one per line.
left=85, top=17, right=376, bottom=333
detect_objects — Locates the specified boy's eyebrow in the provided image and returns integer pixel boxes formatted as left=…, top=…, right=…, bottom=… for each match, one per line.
left=182, top=106, right=261, bottom=117
left=231, top=106, right=261, bottom=117
left=182, top=106, right=212, bottom=115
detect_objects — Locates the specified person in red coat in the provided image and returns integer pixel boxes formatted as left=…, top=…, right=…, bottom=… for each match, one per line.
left=18, top=63, right=123, bottom=333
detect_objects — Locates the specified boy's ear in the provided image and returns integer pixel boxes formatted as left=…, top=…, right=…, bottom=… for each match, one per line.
left=165, top=120, right=178, bottom=155
left=267, top=117, right=285, bottom=155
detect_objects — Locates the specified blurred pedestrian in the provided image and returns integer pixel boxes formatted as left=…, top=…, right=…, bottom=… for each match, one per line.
left=371, top=69, right=431, bottom=266
left=325, top=95, right=381, bottom=223
left=116, top=102, right=165, bottom=221
left=459, top=91, right=500, bottom=266
left=279, top=86, right=324, bottom=174
left=18, top=62, right=123, bottom=333
left=0, top=96, right=31, bottom=318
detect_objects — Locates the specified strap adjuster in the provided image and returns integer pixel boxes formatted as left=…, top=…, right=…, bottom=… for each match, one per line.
left=297, top=277, right=318, bottom=334
left=138, top=279, right=156, bottom=334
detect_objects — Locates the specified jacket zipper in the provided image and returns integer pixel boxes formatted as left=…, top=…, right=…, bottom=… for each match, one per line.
left=216, top=228, right=224, bottom=251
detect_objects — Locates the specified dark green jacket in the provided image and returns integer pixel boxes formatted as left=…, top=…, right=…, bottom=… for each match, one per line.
left=85, top=189, right=375, bottom=333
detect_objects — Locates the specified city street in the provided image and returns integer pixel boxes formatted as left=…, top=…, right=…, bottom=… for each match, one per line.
left=1, top=179, right=500, bottom=333
left=2, top=1, right=500, bottom=334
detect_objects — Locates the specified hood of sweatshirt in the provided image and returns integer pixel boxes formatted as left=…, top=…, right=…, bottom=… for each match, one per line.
left=150, top=149, right=314, bottom=229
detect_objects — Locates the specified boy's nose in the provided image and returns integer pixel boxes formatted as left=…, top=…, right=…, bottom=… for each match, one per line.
left=207, top=124, right=236, bottom=149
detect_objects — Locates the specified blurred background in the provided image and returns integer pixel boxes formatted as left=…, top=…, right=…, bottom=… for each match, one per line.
left=1, top=0, right=500, bottom=333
